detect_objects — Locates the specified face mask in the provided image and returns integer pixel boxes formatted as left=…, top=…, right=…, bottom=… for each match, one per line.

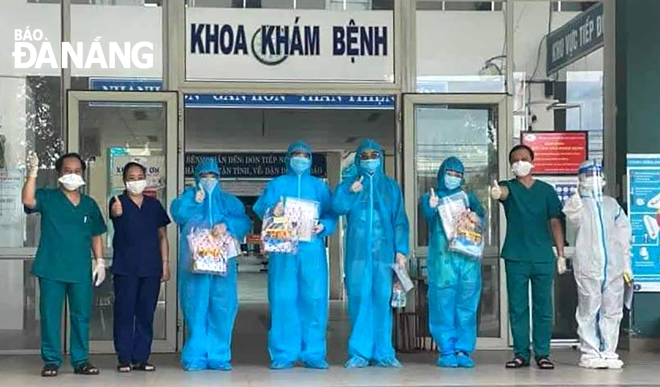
left=126, top=180, right=147, bottom=195
left=290, top=156, right=311, bottom=175
left=511, top=161, right=533, bottom=177
left=58, top=173, right=85, bottom=191
left=200, top=177, right=218, bottom=194
left=361, top=159, right=381, bottom=175
left=444, top=175, right=462, bottom=190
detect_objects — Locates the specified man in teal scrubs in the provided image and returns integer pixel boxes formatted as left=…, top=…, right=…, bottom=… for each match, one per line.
left=490, top=145, right=565, bottom=370
left=22, top=153, right=107, bottom=377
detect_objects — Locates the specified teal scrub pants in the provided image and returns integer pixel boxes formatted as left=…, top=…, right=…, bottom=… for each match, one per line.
left=505, top=260, right=554, bottom=362
left=39, top=277, right=92, bottom=368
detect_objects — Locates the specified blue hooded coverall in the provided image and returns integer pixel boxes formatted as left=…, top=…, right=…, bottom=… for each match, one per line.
left=332, top=139, right=410, bottom=368
left=253, top=141, right=337, bottom=370
left=170, top=157, right=251, bottom=371
left=420, top=157, right=485, bottom=367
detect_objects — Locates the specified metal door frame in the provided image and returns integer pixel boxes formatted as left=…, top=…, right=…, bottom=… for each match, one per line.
left=67, top=90, right=179, bottom=354
left=403, top=93, right=511, bottom=349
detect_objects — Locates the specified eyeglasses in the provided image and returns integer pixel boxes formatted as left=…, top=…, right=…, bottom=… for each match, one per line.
left=360, top=152, right=380, bottom=160
left=291, top=151, right=311, bottom=159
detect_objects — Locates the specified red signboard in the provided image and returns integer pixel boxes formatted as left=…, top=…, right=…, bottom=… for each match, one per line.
left=521, top=131, right=588, bottom=175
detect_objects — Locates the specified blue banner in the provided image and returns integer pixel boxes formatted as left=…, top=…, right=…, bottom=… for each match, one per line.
left=627, top=154, right=660, bottom=291
left=185, top=152, right=326, bottom=179
left=89, top=78, right=163, bottom=92
left=546, top=3, right=604, bottom=75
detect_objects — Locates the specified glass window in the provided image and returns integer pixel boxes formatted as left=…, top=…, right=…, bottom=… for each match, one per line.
left=416, top=1, right=506, bottom=92
left=0, top=260, right=41, bottom=351
left=71, top=1, right=163, bottom=90
left=186, top=0, right=393, bottom=9
left=0, top=0, right=63, bottom=249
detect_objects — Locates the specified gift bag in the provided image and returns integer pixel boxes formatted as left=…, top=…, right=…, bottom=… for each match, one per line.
left=391, top=282, right=407, bottom=308
left=437, top=192, right=469, bottom=240
left=392, top=263, right=415, bottom=293
left=261, top=207, right=299, bottom=254
left=448, top=211, right=485, bottom=259
left=285, top=197, right=320, bottom=242
left=187, top=227, right=237, bottom=275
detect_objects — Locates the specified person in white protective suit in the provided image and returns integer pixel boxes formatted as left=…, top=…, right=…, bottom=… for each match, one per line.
left=559, top=160, right=632, bottom=369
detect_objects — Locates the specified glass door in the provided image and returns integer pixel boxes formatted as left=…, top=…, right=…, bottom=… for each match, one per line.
left=403, top=94, right=510, bottom=349
left=67, top=91, right=179, bottom=353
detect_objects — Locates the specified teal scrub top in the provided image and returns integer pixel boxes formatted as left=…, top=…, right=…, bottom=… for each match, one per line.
left=26, top=188, right=107, bottom=283
left=499, top=179, right=563, bottom=263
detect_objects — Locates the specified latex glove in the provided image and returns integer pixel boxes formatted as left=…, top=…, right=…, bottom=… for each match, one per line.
left=195, top=189, right=205, bottom=203
left=161, top=262, right=171, bottom=282
left=111, top=196, right=123, bottom=217
left=429, top=188, right=439, bottom=209
left=490, top=180, right=502, bottom=200
left=566, top=191, right=583, bottom=210
left=313, top=223, right=325, bottom=234
left=624, top=269, right=633, bottom=285
left=273, top=197, right=285, bottom=217
left=557, top=256, right=567, bottom=275
left=351, top=176, right=364, bottom=194
left=93, top=259, right=106, bottom=287
left=212, top=223, right=227, bottom=237
left=27, top=151, right=39, bottom=178
left=396, top=252, right=407, bottom=268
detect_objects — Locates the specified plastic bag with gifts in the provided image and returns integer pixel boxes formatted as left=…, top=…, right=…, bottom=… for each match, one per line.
left=187, top=227, right=239, bottom=275
left=284, top=197, right=320, bottom=243
left=391, top=282, right=407, bottom=309
left=437, top=191, right=469, bottom=240
left=261, top=207, right=299, bottom=254
left=448, top=210, right=485, bottom=259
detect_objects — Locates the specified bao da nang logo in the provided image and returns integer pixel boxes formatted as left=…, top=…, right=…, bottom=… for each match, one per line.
left=12, top=28, right=154, bottom=69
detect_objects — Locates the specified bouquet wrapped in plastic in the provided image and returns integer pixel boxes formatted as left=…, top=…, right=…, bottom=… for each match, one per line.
left=187, top=227, right=239, bottom=276
left=448, top=210, right=485, bottom=259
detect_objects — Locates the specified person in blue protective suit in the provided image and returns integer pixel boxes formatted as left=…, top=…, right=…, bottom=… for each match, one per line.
left=332, top=139, right=410, bottom=369
left=170, top=157, right=251, bottom=371
left=253, top=141, right=337, bottom=370
left=420, top=157, right=485, bottom=368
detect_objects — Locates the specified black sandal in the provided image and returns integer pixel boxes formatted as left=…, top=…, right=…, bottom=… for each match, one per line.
left=132, top=363, right=156, bottom=372
left=536, top=357, right=555, bottom=370
left=117, top=363, right=131, bottom=373
left=505, top=357, right=530, bottom=369
left=74, top=362, right=100, bottom=375
left=41, top=364, right=59, bottom=377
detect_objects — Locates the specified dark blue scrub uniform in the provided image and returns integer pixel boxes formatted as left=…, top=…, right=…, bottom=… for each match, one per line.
left=110, top=194, right=171, bottom=365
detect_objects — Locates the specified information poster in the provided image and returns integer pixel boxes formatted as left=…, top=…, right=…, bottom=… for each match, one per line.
left=521, top=131, right=588, bottom=175
left=627, top=154, right=660, bottom=292
left=0, top=170, right=25, bottom=247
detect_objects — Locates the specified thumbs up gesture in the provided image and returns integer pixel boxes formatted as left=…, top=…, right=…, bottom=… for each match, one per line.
left=111, top=196, right=123, bottom=217
left=429, top=188, right=439, bottom=209
left=195, top=189, right=205, bottom=203
left=351, top=176, right=364, bottom=193
left=490, top=180, right=502, bottom=200
left=27, top=151, right=39, bottom=178
left=273, top=196, right=285, bottom=217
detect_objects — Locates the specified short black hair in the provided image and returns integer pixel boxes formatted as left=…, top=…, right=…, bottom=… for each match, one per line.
left=123, top=162, right=147, bottom=181
left=509, top=144, right=535, bottom=162
left=55, top=153, right=86, bottom=174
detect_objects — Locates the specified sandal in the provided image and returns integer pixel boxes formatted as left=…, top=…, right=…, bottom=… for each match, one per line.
left=505, top=357, right=530, bottom=369
left=41, top=364, right=59, bottom=377
left=536, top=357, right=555, bottom=370
left=117, top=363, right=131, bottom=373
left=132, top=363, right=156, bottom=372
left=74, top=362, right=100, bottom=375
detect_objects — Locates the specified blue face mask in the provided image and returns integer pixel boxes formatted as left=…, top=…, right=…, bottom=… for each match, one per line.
left=444, top=175, right=462, bottom=190
left=200, top=177, right=218, bottom=194
left=290, top=156, right=311, bottom=175
left=361, top=159, right=381, bottom=174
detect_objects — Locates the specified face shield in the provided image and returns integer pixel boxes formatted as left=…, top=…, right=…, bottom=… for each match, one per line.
left=578, top=160, right=605, bottom=201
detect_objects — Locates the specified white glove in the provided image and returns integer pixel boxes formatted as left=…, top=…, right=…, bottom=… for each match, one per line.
left=490, top=180, right=502, bottom=200
left=212, top=223, right=227, bottom=237
left=566, top=191, right=583, bottom=210
left=396, top=252, right=407, bottom=268
left=195, top=189, right=205, bottom=203
left=27, top=152, right=39, bottom=178
left=429, top=188, right=439, bottom=209
left=557, top=256, right=567, bottom=275
left=351, top=176, right=364, bottom=193
left=273, top=197, right=285, bottom=217
left=93, top=259, right=106, bottom=287
left=313, top=223, right=325, bottom=234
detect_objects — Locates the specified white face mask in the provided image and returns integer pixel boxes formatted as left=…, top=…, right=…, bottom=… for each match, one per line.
left=58, top=173, right=85, bottom=191
left=126, top=180, right=147, bottom=195
left=511, top=161, right=533, bottom=177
